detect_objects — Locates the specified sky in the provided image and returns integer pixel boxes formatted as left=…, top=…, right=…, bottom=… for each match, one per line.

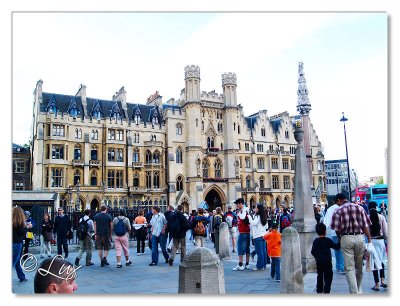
left=12, top=12, right=387, bottom=181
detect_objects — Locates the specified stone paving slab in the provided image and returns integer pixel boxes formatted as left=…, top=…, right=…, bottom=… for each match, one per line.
left=12, top=235, right=388, bottom=295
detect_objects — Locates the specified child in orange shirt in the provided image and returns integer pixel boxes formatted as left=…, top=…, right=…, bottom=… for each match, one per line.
left=263, top=222, right=281, bottom=282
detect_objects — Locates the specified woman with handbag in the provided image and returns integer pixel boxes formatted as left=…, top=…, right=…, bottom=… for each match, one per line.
left=12, top=206, right=28, bottom=282
left=40, top=213, right=53, bottom=258
left=23, top=210, right=36, bottom=255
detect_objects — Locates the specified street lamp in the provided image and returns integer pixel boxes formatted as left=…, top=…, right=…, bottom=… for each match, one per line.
left=340, top=112, right=352, bottom=200
left=76, top=180, right=81, bottom=211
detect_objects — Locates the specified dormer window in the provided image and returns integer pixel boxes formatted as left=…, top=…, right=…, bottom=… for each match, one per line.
left=134, top=115, right=141, bottom=124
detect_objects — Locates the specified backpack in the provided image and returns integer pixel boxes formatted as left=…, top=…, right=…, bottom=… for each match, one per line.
left=226, top=215, right=233, bottom=228
left=77, top=218, right=89, bottom=240
left=213, top=214, right=222, bottom=230
left=281, top=215, right=291, bottom=229
left=114, top=217, right=127, bottom=236
left=168, top=214, right=181, bottom=236
left=194, top=220, right=206, bottom=235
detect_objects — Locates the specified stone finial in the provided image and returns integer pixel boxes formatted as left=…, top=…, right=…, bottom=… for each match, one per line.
left=184, top=65, right=200, bottom=79
left=296, top=62, right=311, bottom=115
left=222, top=72, right=237, bottom=86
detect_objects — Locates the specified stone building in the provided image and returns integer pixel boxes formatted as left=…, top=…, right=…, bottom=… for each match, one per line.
left=12, top=143, right=32, bottom=190
left=30, top=65, right=326, bottom=212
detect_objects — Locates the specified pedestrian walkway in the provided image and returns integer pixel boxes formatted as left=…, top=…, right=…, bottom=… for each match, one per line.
left=12, top=235, right=388, bottom=295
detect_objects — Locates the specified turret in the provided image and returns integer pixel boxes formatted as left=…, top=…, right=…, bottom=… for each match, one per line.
left=222, top=72, right=237, bottom=107
left=184, top=65, right=201, bottom=102
left=112, top=86, right=128, bottom=118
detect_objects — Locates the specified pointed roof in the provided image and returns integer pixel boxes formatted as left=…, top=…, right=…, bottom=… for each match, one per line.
left=296, top=62, right=312, bottom=115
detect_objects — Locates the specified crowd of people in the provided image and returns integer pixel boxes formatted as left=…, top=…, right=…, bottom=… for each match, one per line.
left=12, top=193, right=388, bottom=294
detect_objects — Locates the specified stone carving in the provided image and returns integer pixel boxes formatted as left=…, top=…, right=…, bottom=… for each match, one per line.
left=221, top=72, right=237, bottom=86
left=184, top=65, right=200, bottom=79
left=234, top=158, right=239, bottom=177
left=296, top=62, right=311, bottom=115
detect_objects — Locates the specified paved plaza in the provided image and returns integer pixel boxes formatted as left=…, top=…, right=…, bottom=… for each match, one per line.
left=12, top=232, right=388, bottom=295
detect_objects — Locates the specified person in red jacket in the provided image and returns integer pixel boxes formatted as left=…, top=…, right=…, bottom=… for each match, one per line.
left=233, top=198, right=251, bottom=271
left=264, top=222, right=281, bottom=282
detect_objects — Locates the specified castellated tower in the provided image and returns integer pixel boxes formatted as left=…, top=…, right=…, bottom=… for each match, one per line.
left=222, top=72, right=237, bottom=107
left=184, top=65, right=201, bottom=102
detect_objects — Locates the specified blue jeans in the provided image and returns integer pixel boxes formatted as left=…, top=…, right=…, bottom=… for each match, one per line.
left=151, top=234, right=169, bottom=264
left=254, top=237, right=267, bottom=269
left=237, top=233, right=250, bottom=256
left=331, top=236, right=344, bottom=272
left=12, top=243, right=26, bottom=281
left=271, top=257, right=281, bottom=280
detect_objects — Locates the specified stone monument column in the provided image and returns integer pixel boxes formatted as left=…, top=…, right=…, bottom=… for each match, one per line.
left=292, top=122, right=316, bottom=273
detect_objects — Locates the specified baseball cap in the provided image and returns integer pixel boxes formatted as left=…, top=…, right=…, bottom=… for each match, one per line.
left=234, top=198, right=244, bottom=204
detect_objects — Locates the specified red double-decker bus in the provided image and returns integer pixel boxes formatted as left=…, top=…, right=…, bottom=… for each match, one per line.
left=352, top=186, right=371, bottom=203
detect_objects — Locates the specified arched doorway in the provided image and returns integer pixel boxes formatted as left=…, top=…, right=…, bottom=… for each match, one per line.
left=182, top=199, right=190, bottom=214
left=205, top=189, right=222, bottom=212
left=275, top=197, right=281, bottom=208
left=249, top=197, right=255, bottom=209
left=91, top=198, right=99, bottom=211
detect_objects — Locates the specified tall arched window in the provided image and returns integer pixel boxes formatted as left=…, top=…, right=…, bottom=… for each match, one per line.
left=176, top=123, right=183, bottom=135
left=74, top=145, right=82, bottom=160
left=202, top=159, right=209, bottom=178
left=261, top=127, right=266, bottom=137
left=133, top=172, right=139, bottom=187
left=90, top=170, right=97, bottom=186
left=74, top=170, right=81, bottom=186
left=207, top=137, right=214, bottom=148
left=91, top=145, right=98, bottom=160
left=75, top=128, right=82, bottom=139
left=176, top=147, right=183, bottom=163
left=146, top=172, right=151, bottom=188
left=153, top=150, right=160, bottom=164
left=259, top=176, right=265, bottom=189
left=153, top=171, right=160, bottom=188
left=146, top=150, right=152, bottom=164
left=133, top=148, right=140, bottom=163
left=246, top=175, right=251, bottom=188
left=176, top=175, right=184, bottom=191
left=214, top=160, right=222, bottom=178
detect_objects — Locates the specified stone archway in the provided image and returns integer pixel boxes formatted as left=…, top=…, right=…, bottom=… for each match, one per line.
left=249, top=197, right=256, bottom=209
left=91, top=197, right=100, bottom=211
left=276, top=197, right=281, bottom=208
left=204, top=185, right=226, bottom=212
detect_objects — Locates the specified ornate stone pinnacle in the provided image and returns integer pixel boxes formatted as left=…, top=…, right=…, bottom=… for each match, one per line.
left=184, top=65, right=200, bottom=79
left=296, top=62, right=311, bottom=115
left=222, top=72, right=237, bottom=86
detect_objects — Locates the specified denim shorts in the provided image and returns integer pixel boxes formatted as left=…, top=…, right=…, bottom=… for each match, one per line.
left=237, top=233, right=250, bottom=256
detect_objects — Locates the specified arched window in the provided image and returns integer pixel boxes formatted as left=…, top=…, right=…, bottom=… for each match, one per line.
left=133, top=148, right=140, bottom=163
left=91, top=145, right=98, bottom=160
left=233, top=122, right=236, bottom=131
left=153, top=171, right=160, bottom=188
left=259, top=176, right=265, bottom=189
left=70, top=108, right=78, bottom=118
left=176, top=123, right=183, bottom=135
left=116, top=148, right=124, bottom=162
left=146, top=150, right=152, bottom=164
left=91, top=130, right=98, bottom=140
left=238, top=124, right=241, bottom=134
left=176, top=147, right=183, bottom=163
left=146, top=172, right=151, bottom=188
left=246, top=175, right=251, bottom=188
left=134, top=114, right=141, bottom=124
left=74, top=145, right=82, bottom=160
left=201, top=121, right=204, bottom=130
left=202, top=159, right=209, bottom=178
left=153, top=150, right=160, bottom=164
left=75, top=128, right=82, bottom=139
left=207, top=137, right=214, bottom=148
left=214, top=160, right=222, bottom=178
left=133, top=172, right=139, bottom=187
left=176, top=175, right=184, bottom=191
left=196, top=119, right=198, bottom=127
left=220, top=143, right=223, bottom=150
left=90, top=170, right=97, bottom=186
left=74, top=169, right=81, bottom=186
left=261, top=127, right=266, bottom=137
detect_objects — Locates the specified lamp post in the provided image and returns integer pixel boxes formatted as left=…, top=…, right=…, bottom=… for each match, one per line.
left=76, top=180, right=81, bottom=211
left=340, top=112, right=352, bottom=200
left=66, top=185, right=72, bottom=212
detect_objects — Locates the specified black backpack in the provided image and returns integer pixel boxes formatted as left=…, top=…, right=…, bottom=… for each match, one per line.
left=168, top=214, right=181, bottom=236
left=77, top=218, right=89, bottom=240
left=213, top=214, right=222, bottom=230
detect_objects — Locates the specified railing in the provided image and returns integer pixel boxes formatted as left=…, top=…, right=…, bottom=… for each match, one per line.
left=89, top=160, right=101, bottom=167
left=72, top=159, right=84, bottom=166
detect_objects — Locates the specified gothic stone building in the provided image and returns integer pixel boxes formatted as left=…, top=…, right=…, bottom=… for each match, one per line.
left=31, top=65, right=327, bottom=213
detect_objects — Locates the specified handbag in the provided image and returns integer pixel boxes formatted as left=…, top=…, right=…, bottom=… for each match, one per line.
left=67, top=230, right=74, bottom=240
left=26, top=231, right=34, bottom=239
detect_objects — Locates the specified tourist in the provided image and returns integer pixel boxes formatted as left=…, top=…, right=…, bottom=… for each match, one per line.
left=75, top=209, right=94, bottom=267
left=112, top=209, right=132, bottom=268
left=164, top=205, right=175, bottom=252
left=212, top=207, right=225, bottom=254
left=149, top=206, right=169, bottom=266
left=23, top=210, right=36, bottom=255
left=53, top=207, right=71, bottom=258
left=12, top=206, right=28, bottom=283
left=94, top=204, right=113, bottom=267
left=34, top=256, right=78, bottom=294
left=314, top=205, right=324, bottom=224
left=331, top=193, right=372, bottom=293
left=368, top=201, right=388, bottom=291
left=233, top=198, right=251, bottom=271
left=279, top=207, right=292, bottom=233
left=323, top=198, right=345, bottom=274
left=224, top=204, right=238, bottom=253
left=167, top=204, right=190, bottom=266
left=191, top=207, right=209, bottom=247
left=40, top=212, right=53, bottom=258
left=248, top=204, right=268, bottom=271
left=263, top=222, right=281, bottom=282
left=133, top=209, right=147, bottom=255
left=311, top=223, right=340, bottom=293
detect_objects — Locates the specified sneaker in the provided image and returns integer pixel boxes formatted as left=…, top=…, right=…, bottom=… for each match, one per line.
left=86, top=262, right=94, bottom=266
left=74, top=258, right=80, bottom=266
left=116, top=264, right=122, bottom=268
left=141, top=252, right=146, bottom=255
left=244, top=264, right=251, bottom=270
left=103, top=257, right=109, bottom=265
left=149, top=262, right=157, bottom=266
left=101, top=261, right=105, bottom=267
left=137, top=253, right=141, bottom=256
left=40, top=255, right=45, bottom=258
left=252, top=267, right=265, bottom=271
left=233, top=265, right=245, bottom=271
left=126, top=260, right=132, bottom=266
left=250, top=254, right=255, bottom=262
left=168, top=258, right=174, bottom=266
left=276, top=279, right=281, bottom=283
left=232, top=249, right=236, bottom=253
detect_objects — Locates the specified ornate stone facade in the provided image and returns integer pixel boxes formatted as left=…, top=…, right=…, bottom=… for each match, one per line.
left=31, top=65, right=326, bottom=213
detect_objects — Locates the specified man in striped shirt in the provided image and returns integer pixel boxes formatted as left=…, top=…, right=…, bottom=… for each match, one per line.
left=331, top=193, right=372, bottom=293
